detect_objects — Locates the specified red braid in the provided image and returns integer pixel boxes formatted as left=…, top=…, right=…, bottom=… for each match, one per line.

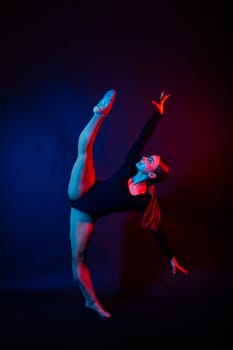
left=141, top=185, right=161, bottom=231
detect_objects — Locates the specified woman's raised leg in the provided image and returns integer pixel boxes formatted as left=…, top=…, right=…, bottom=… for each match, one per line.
left=68, top=89, right=116, bottom=200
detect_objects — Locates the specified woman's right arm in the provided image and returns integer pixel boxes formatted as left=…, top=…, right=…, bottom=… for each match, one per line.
left=123, top=92, right=170, bottom=165
left=123, top=112, right=163, bottom=165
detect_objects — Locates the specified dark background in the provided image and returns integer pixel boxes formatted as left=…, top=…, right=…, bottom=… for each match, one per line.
left=0, top=3, right=232, bottom=348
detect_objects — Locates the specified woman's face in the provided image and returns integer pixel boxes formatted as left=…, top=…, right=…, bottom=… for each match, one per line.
left=136, top=155, right=160, bottom=176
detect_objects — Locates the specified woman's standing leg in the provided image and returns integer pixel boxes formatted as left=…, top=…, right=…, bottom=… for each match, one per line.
left=68, top=89, right=116, bottom=317
left=70, top=208, right=111, bottom=317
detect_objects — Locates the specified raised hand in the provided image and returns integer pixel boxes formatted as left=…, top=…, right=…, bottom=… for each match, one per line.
left=151, top=91, right=170, bottom=115
left=170, top=257, right=189, bottom=275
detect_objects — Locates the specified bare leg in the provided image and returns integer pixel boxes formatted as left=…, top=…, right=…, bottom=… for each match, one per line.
left=68, top=89, right=116, bottom=317
left=68, top=89, right=116, bottom=200
left=70, top=208, right=111, bottom=318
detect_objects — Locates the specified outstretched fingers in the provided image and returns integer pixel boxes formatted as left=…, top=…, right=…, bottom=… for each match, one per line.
left=170, top=257, right=189, bottom=275
left=151, top=91, right=170, bottom=114
left=151, top=100, right=160, bottom=108
left=177, top=264, right=189, bottom=275
left=161, top=93, right=170, bottom=102
left=160, top=91, right=164, bottom=99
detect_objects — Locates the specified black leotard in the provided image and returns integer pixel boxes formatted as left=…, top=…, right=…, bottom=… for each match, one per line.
left=71, top=112, right=173, bottom=259
left=71, top=112, right=162, bottom=218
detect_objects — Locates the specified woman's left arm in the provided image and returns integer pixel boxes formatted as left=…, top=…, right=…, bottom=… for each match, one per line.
left=150, top=227, right=189, bottom=275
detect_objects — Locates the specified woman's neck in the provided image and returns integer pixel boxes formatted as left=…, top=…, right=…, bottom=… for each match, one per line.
left=128, top=177, right=147, bottom=196
left=131, top=172, right=148, bottom=185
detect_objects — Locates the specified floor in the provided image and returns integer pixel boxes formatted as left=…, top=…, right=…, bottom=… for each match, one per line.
left=0, top=274, right=232, bottom=349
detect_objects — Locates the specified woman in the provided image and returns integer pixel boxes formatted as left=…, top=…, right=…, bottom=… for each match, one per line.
left=68, top=89, right=188, bottom=318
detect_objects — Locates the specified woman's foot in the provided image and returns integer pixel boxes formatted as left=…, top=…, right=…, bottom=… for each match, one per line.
left=93, top=89, right=116, bottom=117
left=85, top=300, right=112, bottom=318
